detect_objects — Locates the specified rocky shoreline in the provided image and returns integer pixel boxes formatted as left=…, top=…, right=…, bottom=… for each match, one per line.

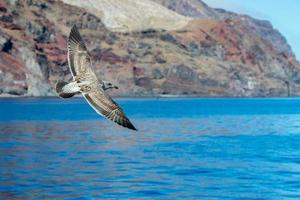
left=1, top=0, right=300, bottom=97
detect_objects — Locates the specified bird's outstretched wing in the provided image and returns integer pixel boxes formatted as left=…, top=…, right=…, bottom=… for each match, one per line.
left=84, top=91, right=137, bottom=131
left=68, top=25, right=137, bottom=131
left=67, top=25, right=96, bottom=79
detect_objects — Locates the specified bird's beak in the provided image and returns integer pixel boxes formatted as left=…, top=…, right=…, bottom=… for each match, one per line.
left=114, top=85, right=119, bottom=89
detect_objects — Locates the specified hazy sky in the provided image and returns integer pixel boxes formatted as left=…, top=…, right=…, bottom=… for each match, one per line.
left=203, top=0, right=300, bottom=60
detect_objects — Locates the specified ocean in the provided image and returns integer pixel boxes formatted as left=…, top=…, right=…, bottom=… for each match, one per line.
left=1, top=98, right=300, bottom=199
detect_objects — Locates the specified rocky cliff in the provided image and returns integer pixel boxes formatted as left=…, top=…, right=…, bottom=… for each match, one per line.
left=1, top=0, right=300, bottom=97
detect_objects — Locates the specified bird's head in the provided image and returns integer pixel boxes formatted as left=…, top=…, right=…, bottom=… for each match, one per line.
left=101, top=80, right=119, bottom=90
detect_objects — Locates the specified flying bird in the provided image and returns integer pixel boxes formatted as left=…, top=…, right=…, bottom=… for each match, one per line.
left=55, top=25, right=137, bottom=131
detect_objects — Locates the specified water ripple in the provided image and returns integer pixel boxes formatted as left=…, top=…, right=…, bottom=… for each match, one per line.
left=1, top=98, right=300, bottom=199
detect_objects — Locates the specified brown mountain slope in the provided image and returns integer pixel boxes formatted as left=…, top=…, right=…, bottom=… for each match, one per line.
left=153, top=0, right=294, bottom=57
left=0, top=0, right=300, bottom=97
left=62, top=0, right=191, bottom=32
left=151, top=0, right=219, bottom=19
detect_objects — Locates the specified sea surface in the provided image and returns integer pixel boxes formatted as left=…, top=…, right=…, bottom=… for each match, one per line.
left=1, top=98, right=300, bottom=199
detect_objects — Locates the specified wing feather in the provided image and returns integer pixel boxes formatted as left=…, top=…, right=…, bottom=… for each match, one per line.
left=83, top=91, right=137, bottom=131
left=67, top=25, right=96, bottom=79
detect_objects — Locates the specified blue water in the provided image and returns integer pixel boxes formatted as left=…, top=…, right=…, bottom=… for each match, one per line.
left=1, top=98, right=300, bottom=199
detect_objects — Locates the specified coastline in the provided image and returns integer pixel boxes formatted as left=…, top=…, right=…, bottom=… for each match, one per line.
left=0, top=94, right=298, bottom=99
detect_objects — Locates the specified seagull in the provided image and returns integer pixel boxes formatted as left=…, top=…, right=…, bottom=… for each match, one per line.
left=55, top=25, right=137, bottom=131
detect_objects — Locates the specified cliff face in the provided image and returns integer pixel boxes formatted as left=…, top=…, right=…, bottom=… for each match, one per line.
left=1, top=0, right=300, bottom=97
left=153, top=0, right=295, bottom=57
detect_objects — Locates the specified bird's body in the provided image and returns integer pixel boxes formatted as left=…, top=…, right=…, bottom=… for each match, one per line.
left=56, top=79, right=118, bottom=97
left=55, top=25, right=137, bottom=131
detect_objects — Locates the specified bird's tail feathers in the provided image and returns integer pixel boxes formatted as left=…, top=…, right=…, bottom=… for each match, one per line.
left=55, top=81, right=77, bottom=98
